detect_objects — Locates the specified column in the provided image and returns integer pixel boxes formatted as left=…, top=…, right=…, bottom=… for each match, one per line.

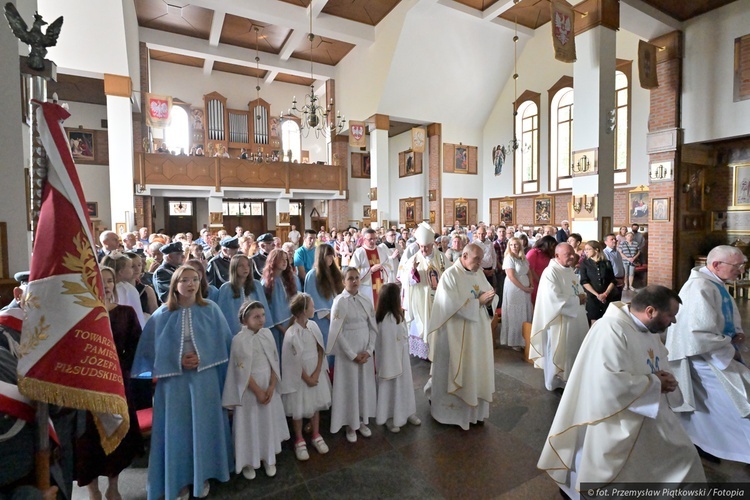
left=330, top=134, right=350, bottom=229
left=276, top=197, right=290, bottom=242
left=646, top=31, right=682, bottom=288
left=572, top=7, right=619, bottom=240
left=427, top=123, right=442, bottom=230
left=208, top=195, right=224, bottom=232
left=368, top=114, right=389, bottom=229
left=104, top=74, right=135, bottom=232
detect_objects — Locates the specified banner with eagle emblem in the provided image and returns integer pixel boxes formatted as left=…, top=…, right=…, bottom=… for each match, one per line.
left=551, top=1, right=576, bottom=63
left=349, top=120, right=366, bottom=148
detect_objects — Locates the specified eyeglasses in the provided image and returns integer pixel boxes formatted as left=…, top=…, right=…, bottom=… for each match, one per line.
left=178, top=277, right=201, bottom=284
left=717, top=261, right=747, bottom=270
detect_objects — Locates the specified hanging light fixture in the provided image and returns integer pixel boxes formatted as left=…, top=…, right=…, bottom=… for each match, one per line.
left=287, top=4, right=345, bottom=138
left=494, top=17, right=523, bottom=167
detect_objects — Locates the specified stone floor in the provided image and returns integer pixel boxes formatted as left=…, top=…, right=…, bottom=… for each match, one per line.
left=75, top=289, right=750, bottom=499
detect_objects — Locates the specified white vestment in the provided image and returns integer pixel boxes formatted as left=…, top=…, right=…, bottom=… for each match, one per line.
left=539, top=304, right=705, bottom=498
left=326, top=290, right=377, bottom=433
left=221, top=327, right=289, bottom=471
left=116, top=281, right=146, bottom=327
left=399, top=250, right=446, bottom=359
left=530, top=259, right=589, bottom=391
left=426, top=263, right=498, bottom=429
left=666, top=267, right=750, bottom=463
left=349, top=245, right=396, bottom=305
left=375, top=313, right=417, bottom=427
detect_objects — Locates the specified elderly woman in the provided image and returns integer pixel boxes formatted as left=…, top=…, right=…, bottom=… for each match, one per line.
left=445, top=234, right=466, bottom=265
left=579, top=240, right=618, bottom=325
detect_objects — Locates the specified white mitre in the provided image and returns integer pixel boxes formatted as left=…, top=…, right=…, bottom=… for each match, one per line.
left=414, top=222, right=434, bottom=245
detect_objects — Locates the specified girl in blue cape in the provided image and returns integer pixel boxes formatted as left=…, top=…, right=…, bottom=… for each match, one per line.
left=303, top=244, right=343, bottom=368
left=261, top=249, right=300, bottom=355
left=132, top=265, right=233, bottom=500
left=216, top=254, right=272, bottom=336
left=187, top=258, right=220, bottom=304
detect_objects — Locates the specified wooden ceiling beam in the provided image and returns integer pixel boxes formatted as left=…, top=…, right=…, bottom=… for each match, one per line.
left=140, top=27, right=336, bottom=79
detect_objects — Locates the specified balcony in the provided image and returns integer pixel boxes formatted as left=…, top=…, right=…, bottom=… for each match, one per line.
left=133, top=153, right=347, bottom=195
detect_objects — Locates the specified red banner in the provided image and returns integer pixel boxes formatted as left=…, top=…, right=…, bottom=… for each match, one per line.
left=17, top=102, right=129, bottom=454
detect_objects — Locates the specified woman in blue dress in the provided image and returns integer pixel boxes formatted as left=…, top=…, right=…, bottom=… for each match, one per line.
left=132, top=265, right=233, bottom=500
left=261, top=248, right=300, bottom=355
left=303, top=244, right=343, bottom=367
left=217, top=254, right=272, bottom=336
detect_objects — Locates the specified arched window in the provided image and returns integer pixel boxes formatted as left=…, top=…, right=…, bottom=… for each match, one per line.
left=514, top=100, right=539, bottom=194
left=614, top=70, right=629, bottom=184
left=550, top=87, right=574, bottom=191
left=281, top=120, right=301, bottom=162
left=163, top=105, right=189, bottom=154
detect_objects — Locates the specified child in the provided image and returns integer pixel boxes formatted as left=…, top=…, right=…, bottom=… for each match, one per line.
left=326, top=267, right=378, bottom=443
left=280, top=293, right=332, bottom=461
left=222, top=301, right=289, bottom=480
left=375, top=283, right=422, bottom=433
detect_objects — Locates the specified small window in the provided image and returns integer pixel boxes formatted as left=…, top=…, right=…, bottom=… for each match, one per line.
left=614, top=70, right=629, bottom=185
left=168, top=201, right=192, bottom=216
left=289, top=202, right=302, bottom=216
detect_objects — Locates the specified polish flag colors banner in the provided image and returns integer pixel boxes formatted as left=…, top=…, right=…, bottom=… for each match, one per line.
left=551, top=0, right=576, bottom=63
left=144, top=92, right=172, bottom=129
left=17, top=102, right=129, bottom=454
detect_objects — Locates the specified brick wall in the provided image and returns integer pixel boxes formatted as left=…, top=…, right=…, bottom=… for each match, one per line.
left=428, top=124, right=441, bottom=230
left=329, top=135, right=349, bottom=229
left=647, top=31, right=682, bottom=288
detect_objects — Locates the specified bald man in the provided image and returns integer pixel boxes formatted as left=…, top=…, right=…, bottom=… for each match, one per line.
left=530, top=243, right=589, bottom=391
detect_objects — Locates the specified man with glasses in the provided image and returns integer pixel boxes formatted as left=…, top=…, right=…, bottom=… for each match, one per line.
left=666, top=245, right=750, bottom=464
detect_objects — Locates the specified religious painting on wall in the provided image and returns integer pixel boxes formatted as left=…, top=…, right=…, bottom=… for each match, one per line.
left=489, top=197, right=515, bottom=226
left=651, top=198, right=670, bottom=222
left=684, top=165, right=703, bottom=211
left=733, top=164, right=750, bottom=207
left=363, top=205, right=371, bottom=219
left=351, top=152, right=370, bottom=179
left=67, top=128, right=95, bottom=164
left=534, top=195, right=553, bottom=225
left=455, top=146, right=468, bottom=173
left=628, top=186, right=650, bottom=225
left=405, top=201, right=415, bottom=223
left=85, top=202, right=99, bottom=219
left=455, top=201, right=468, bottom=225
left=399, top=150, right=422, bottom=178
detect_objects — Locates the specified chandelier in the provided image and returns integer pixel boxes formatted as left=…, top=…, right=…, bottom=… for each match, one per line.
left=493, top=17, right=524, bottom=175
left=287, top=5, right=345, bottom=138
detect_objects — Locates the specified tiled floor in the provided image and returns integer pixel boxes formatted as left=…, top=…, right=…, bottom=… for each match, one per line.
left=75, top=290, right=750, bottom=499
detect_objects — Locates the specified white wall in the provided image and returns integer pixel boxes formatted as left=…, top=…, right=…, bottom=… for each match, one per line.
left=149, top=62, right=329, bottom=162
left=683, top=1, right=750, bottom=144
left=480, top=26, right=652, bottom=221
left=39, top=0, right=130, bottom=77
left=64, top=102, right=112, bottom=230
left=388, top=130, right=426, bottom=223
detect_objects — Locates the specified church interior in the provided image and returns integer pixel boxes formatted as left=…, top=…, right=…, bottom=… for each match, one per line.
left=2, top=0, right=750, bottom=497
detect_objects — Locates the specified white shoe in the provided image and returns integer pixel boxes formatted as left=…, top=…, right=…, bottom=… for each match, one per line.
left=242, top=466, right=256, bottom=480
left=358, top=423, right=372, bottom=438
left=197, top=481, right=210, bottom=498
left=294, top=441, right=310, bottom=461
left=346, top=427, right=357, bottom=443
left=312, top=435, right=329, bottom=454
left=263, top=462, right=276, bottom=477
left=407, top=414, right=422, bottom=426
left=387, top=420, right=400, bottom=433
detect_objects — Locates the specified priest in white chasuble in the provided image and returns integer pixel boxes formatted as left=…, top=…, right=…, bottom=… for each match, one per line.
left=539, top=286, right=705, bottom=499
left=426, top=243, right=498, bottom=430
left=349, top=228, right=398, bottom=308
left=666, top=245, right=750, bottom=464
left=399, top=222, right=446, bottom=360
left=530, top=243, right=589, bottom=391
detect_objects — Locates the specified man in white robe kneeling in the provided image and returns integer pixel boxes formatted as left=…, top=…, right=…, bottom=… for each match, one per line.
left=530, top=243, right=589, bottom=391
left=539, top=286, right=705, bottom=499
left=666, top=245, right=750, bottom=464
left=426, top=243, right=497, bottom=429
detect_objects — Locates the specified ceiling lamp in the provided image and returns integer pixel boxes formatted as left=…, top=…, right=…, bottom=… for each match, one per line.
left=287, top=5, right=345, bottom=138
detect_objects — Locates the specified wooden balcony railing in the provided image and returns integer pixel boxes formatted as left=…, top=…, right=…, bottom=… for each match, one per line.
left=134, top=153, right=347, bottom=194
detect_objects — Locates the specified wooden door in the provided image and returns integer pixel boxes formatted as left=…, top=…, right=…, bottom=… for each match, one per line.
left=165, top=198, right=196, bottom=235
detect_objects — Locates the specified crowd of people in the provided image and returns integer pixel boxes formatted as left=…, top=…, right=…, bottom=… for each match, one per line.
left=7, top=217, right=750, bottom=499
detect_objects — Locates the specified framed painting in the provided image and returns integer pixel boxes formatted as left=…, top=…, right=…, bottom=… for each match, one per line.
left=67, top=128, right=96, bottom=164
left=405, top=201, right=416, bottom=223
left=651, top=197, right=670, bottom=222
left=533, top=195, right=553, bottom=225
left=628, top=186, right=650, bottom=225
left=351, top=152, right=370, bottom=179
left=86, top=201, right=99, bottom=219
left=399, top=150, right=422, bottom=178
left=733, top=164, right=750, bottom=207
left=455, top=201, right=468, bottom=225
left=363, top=205, right=371, bottom=219
left=455, top=146, right=468, bottom=173
left=115, top=222, right=127, bottom=235
left=490, top=197, right=515, bottom=226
